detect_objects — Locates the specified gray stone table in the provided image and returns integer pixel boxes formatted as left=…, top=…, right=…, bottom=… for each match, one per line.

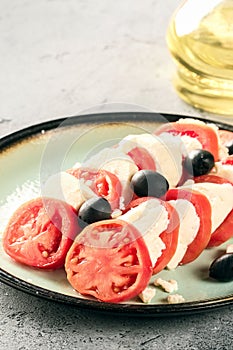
left=1, top=1, right=233, bottom=349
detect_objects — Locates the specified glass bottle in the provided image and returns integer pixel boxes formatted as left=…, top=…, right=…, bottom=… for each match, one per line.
left=167, top=0, right=233, bottom=115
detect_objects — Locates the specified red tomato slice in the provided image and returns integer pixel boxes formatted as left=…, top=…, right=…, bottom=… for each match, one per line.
left=65, top=219, right=152, bottom=303
left=67, top=168, right=122, bottom=210
left=123, top=197, right=179, bottom=275
left=155, top=121, right=219, bottom=161
left=2, top=197, right=80, bottom=269
left=194, top=174, right=233, bottom=247
left=194, top=174, right=232, bottom=185
left=207, top=210, right=233, bottom=248
left=165, top=188, right=212, bottom=264
left=127, top=147, right=156, bottom=171
left=124, top=197, right=151, bottom=212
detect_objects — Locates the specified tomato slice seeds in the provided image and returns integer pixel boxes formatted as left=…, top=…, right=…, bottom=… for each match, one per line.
left=2, top=197, right=80, bottom=269
left=65, top=219, right=153, bottom=303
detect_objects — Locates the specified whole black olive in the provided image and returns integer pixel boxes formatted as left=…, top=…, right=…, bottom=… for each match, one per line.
left=78, top=197, right=112, bottom=228
left=183, top=149, right=215, bottom=177
left=225, top=140, right=233, bottom=155
left=209, top=253, right=233, bottom=282
left=131, top=170, right=169, bottom=198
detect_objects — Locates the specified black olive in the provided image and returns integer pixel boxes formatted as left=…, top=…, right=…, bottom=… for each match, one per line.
left=183, top=149, right=215, bottom=177
left=209, top=253, right=233, bottom=282
left=225, top=140, right=233, bottom=155
left=78, top=197, right=112, bottom=228
left=131, top=170, right=169, bottom=198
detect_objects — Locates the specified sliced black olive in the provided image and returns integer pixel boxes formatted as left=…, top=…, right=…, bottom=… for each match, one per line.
left=131, top=170, right=169, bottom=198
left=209, top=253, right=233, bottom=282
left=78, top=197, right=112, bottom=228
left=183, top=149, right=215, bottom=177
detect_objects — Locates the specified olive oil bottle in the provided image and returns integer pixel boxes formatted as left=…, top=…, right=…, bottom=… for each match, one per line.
left=167, top=0, right=233, bottom=115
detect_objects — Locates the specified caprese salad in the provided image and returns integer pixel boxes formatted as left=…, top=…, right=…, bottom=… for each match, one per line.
left=2, top=117, right=233, bottom=304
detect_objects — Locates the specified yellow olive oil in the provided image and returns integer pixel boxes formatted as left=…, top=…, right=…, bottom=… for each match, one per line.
left=167, top=0, right=233, bottom=115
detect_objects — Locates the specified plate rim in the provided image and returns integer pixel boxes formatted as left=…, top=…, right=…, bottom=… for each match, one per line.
left=1, top=266, right=233, bottom=317
left=1, top=111, right=232, bottom=151
left=1, top=111, right=233, bottom=317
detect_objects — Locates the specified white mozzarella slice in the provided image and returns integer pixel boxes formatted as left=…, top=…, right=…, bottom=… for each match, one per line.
left=42, top=171, right=97, bottom=210
left=218, top=143, right=229, bottom=160
left=177, top=118, right=229, bottom=160
left=206, top=123, right=228, bottom=159
left=119, top=198, right=169, bottom=266
left=83, top=147, right=138, bottom=209
left=183, top=182, right=233, bottom=233
left=158, top=132, right=202, bottom=164
left=179, top=135, right=202, bottom=153
left=83, top=147, right=134, bottom=169
left=119, top=133, right=183, bottom=187
left=177, top=118, right=206, bottom=125
left=213, top=162, right=233, bottom=183
left=167, top=199, right=200, bottom=270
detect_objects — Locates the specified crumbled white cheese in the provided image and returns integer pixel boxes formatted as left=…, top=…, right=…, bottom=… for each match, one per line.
left=154, top=278, right=178, bottom=293
left=138, top=287, right=156, bottom=303
left=167, top=294, right=185, bottom=304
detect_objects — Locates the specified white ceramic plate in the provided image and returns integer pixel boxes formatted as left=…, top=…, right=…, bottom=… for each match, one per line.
left=0, top=112, right=233, bottom=316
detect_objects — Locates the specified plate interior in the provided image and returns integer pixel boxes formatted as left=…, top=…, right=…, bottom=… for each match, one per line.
left=0, top=112, right=233, bottom=315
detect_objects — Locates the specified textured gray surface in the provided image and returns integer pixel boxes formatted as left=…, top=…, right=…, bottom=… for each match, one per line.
left=1, top=284, right=233, bottom=350
left=1, top=1, right=233, bottom=349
